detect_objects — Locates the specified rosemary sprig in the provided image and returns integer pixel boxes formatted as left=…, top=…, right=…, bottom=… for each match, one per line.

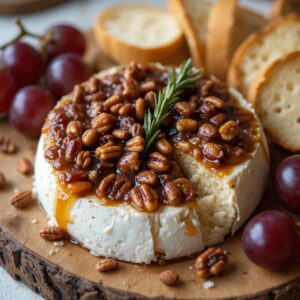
left=142, top=59, right=202, bottom=156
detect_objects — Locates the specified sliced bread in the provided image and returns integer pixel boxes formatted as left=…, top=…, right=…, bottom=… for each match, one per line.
left=206, top=0, right=265, bottom=80
left=228, top=14, right=300, bottom=97
left=94, top=4, right=187, bottom=64
left=248, top=51, right=300, bottom=152
left=167, top=0, right=212, bottom=67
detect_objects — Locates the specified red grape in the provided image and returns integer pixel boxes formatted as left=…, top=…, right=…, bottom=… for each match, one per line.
left=242, top=211, right=299, bottom=270
left=273, top=155, right=300, bottom=214
left=0, top=70, right=17, bottom=117
left=46, top=53, right=91, bottom=99
left=1, top=42, right=43, bottom=87
left=45, top=24, right=85, bottom=59
left=10, top=86, right=55, bottom=137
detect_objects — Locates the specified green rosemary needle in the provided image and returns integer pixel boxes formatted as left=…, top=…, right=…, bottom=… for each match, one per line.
left=142, top=59, right=202, bottom=156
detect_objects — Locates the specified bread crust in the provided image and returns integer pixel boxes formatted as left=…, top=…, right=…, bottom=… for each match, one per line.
left=270, top=0, right=291, bottom=19
left=94, top=4, right=187, bottom=65
left=249, top=51, right=300, bottom=152
left=167, top=0, right=211, bottom=67
left=227, top=13, right=300, bottom=96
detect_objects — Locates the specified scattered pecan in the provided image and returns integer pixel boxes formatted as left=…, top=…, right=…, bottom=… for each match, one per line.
left=95, top=259, right=119, bottom=272
left=66, top=120, right=83, bottom=136
left=60, top=170, right=88, bottom=183
left=176, top=118, right=198, bottom=132
left=126, top=136, right=145, bottom=152
left=87, top=76, right=100, bottom=93
left=202, top=143, right=224, bottom=161
left=130, top=184, right=158, bottom=212
left=39, top=227, right=65, bottom=241
left=135, top=98, right=145, bottom=120
left=72, top=84, right=84, bottom=103
left=97, top=173, right=131, bottom=200
left=164, top=181, right=181, bottom=205
left=95, top=142, right=122, bottom=161
left=176, top=141, right=192, bottom=153
left=117, top=152, right=140, bottom=173
left=155, top=138, right=173, bottom=155
left=136, top=170, right=157, bottom=186
left=17, top=157, right=33, bottom=175
left=82, top=128, right=99, bottom=146
left=112, top=129, right=129, bottom=140
left=198, top=123, right=218, bottom=141
left=199, top=101, right=218, bottom=119
left=110, top=103, right=124, bottom=115
left=175, top=101, right=195, bottom=117
left=219, top=121, right=239, bottom=141
left=76, top=151, right=92, bottom=168
left=67, top=181, right=92, bottom=194
left=91, top=113, right=116, bottom=133
left=119, top=103, right=134, bottom=116
left=194, top=247, right=228, bottom=278
left=123, top=73, right=139, bottom=99
left=0, top=172, right=6, bottom=189
left=146, top=152, right=169, bottom=172
left=0, top=135, right=16, bottom=154
left=159, top=270, right=179, bottom=286
left=139, top=80, right=156, bottom=93
left=210, top=113, right=227, bottom=127
left=85, top=91, right=106, bottom=102
left=104, top=95, right=122, bottom=108
left=10, top=190, right=33, bottom=209
left=130, top=123, right=143, bottom=137
left=144, top=91, right=155, bottom=110
left=65, top=138, right=82, bottom=162
left=201, top=79, right=214, bottom=97
left=204, top=96, right=225, bottom=109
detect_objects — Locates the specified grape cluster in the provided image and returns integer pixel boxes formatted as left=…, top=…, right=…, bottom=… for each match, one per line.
left=0, top=21, right=91, bottom=137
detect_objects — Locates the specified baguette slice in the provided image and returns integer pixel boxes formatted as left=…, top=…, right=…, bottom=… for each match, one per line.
left=167, top=0, right=212, bottom=67
left=94, top=4, right=188, bottom=65
left=248, top=51, right=300, bottom=152
left=206, top=0, right=265, bottom=80
left=228, top=14, right=300, bottom=97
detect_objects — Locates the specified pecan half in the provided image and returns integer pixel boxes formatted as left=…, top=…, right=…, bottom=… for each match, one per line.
left=126, top=136, right=145, bottom=153
left=76, top=151, right=92, bottom=168
left=39, top=227, right=65, bottom=241
left=194, top=247, right=228, bottom=278
left=210, top=113, right=227, bottom=127
left=155, top=138, right=173, bottom=155
left=66, top=120, right=83, bottom=136
left=204, top=96, right=225, bottom=109
left=130, top=123, right=143, bottom=137
left=219, top=121, right=239, bottom=141
left=175, top=101, right=195, bottom=117
left=104, top=95, right=122, bottom=108
left=175, top=178, right=197, bottom=202
left=117, top=152, right=140, bottom=173
left=72, top=84, right=84, bottom=103
left=123, top=74, right=139, bottom=99
left=65, top=138, right=82, bottom=162
left=159, top=270, right=179, bottom=286
left=198, top=123, right=218, bottom=141
left=82, top=128, right=98, bottom=146
left=67, top=181, right=92, bottom=194
left=10, top=190, right=33, bottom=209
left=136, top=170, right=157, bottom=186
left=164, top=181, right=181, bottom=205
left=17, top=157, right=33, bottom=175
left=130, top=184, right=158, bottom=212
left=91, top=113, right=116, bottom=133
left=112, top=129, right=129, bottom=140
left=95, top=142, right=122, bottom=161
left=146, top=152, right=169, bottom=172
left=95, top=259, right=119, bottom=272
left=135, top=98, right=145, bottom=120
left=202, top=143, right=224, bottom=161
left=176, top=118, right=198, bottom=132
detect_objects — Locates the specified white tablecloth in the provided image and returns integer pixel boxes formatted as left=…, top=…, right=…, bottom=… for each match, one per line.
left=0, top=0, right=270, bottom=299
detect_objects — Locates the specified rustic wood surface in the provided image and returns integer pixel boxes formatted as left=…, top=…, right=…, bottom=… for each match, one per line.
left=0, top=32, right=300, bottom=300
left=0, top=0, right=65, bottom=15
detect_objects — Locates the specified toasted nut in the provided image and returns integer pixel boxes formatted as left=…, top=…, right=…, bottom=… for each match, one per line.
left=104, top=95, right=122, bottom=108
left=60, top=170, right=88, bottom=183
left=169, top=160, right=183, bottom=178
left=130, top=123, right=143, bottom=137
left=119, top=103, right=134, bottom=116
left=0, top=172, right=6, bottom=189
left=155, top=138, right=173, bottom=155
left=159, top=270, right=179, bottom=286
left=123, top=74, right=139, bottom=98
left=210, top=113, right=227, bottom=127
left=176, top=119, right=198, bottom=132
left=72, top=84, right=84, bottom=103
left=204, top=96, right=225, bottom=109
left=144, top=91, right=155, bottom=110
left=91, top=113, right=116, bottom=133
left=10, top=190, right=33, bottom=209
left=175, top=101, right=195, bottom=117
left=117, top=152, right=140, bottom=173
left=135, top=98, right=145, bottom=120
left=39, top=227, right=65, bottom=241
left=67, top=181, right=92, bottom=194
left=198, top=123, right=218, bottom=141
left=66, top=120, right=83, bottom=136
left=76, top=151, right=92, bottom=168
left=112, top=129, right=129, bottom=140
left=139, top=80, right=156, bottom=93
left=85, top=91, right=106, bottom=102
left=175, top=178, right=197, bottom=202
left=227, top=147, right=247, bottom=165
left=95, top=143, right=122, bottom=161
left=199, top=102, right=218, bottom=119
left=164, top=181, right=181, bottom=205
left=194, top=247, right=228, bottom=278
left=17, top=157, right=33, bottom=175
left=176, top=141, right=192, bottom=153
left=88, top=76, right=100, bottom=93
left=130, top=184, right=158, bottom=212
left=65, top=138, right=82, bottom=162
left=127, top=136, right=145, bottom=152
left=95, top=259, right=119, bottom=272
left=147, top=152, right=169, bottom=172
left=202, top=143, right=224, bottom=161
left=0, top=135, right=16, bottom=154
left=82, top=128, right=98, bottom=146
left=136, top=170, right=157, bottom=186
left=110, top=103, right=123, bottom=115
left=219, top=121, right=239, bottom=141
left=201, top=79, right=213, bottom=97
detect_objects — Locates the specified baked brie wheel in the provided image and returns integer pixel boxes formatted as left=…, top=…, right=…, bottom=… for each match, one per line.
left=35, top=63, right=269, bottom=264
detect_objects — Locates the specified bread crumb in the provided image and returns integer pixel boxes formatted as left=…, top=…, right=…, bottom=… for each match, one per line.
left=31, top=219, right=38, bottom=224
left=203, top=280, right=215, bottom=289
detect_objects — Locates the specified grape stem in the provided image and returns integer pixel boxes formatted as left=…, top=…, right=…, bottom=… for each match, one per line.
left=0, top=18, right=52, bottom=60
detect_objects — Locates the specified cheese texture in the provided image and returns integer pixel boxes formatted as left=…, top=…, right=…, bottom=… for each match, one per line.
left=35, top=68, right=269, bottom=264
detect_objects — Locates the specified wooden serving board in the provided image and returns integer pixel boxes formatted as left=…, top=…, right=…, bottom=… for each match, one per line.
left=0, top=32, right=300, bottom=300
